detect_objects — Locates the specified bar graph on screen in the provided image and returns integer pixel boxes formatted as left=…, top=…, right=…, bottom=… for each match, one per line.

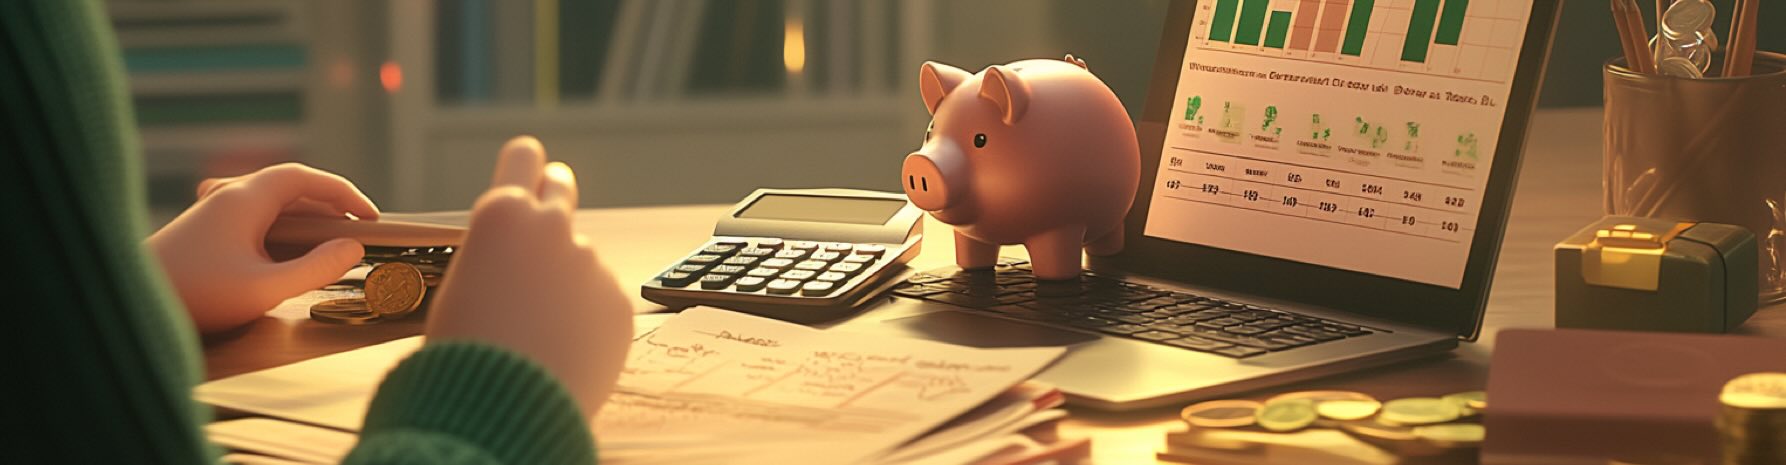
left=1193, top=0, right=1526, bottom=82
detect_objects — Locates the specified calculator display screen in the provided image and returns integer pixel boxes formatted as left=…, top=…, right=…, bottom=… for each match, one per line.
left=735, top=194, right=906, bottom=225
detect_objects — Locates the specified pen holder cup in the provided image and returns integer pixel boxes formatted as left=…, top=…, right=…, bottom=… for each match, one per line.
left=1604, top=52, right=1786, bottom=303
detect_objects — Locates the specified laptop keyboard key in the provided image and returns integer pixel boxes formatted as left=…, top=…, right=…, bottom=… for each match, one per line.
left=1164, top=336, right=1232, bottom=351
left=1214, top=346, right=1268, bottom=358
left=1100, top=324, right=1149, bottom=335
left=1225, top=325, right=1267, bottom=335
left=1131, top=330, right=1181, bottom=341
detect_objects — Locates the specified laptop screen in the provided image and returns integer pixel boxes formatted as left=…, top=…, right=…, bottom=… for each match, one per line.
left=1140, top=0, right=1537, bottom=289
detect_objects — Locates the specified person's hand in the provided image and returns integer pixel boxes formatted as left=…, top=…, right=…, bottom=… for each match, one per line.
left=424, top=136, right=634, bottom=419
left=147, top=163, right=380, bottom=334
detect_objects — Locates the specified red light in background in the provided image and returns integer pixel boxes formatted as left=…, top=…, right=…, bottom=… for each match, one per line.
left=380, top=61, right=402, bottom=93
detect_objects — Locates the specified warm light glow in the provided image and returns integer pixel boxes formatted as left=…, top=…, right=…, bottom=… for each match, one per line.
left=783, top=19, right=805, bottom=74
left=380, top=61, right=403, bottom=93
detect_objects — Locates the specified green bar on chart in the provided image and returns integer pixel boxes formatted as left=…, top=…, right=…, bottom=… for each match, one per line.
left=1265, top=11, right=1293, bottom=48
left=1210, top=0, right=1241, bottom=42
left=1435, top=0, right=1469, bottom=45
left=1401, top=0, right=1441, bottom=62
left=1341, top=0, right=1375, bottom=56
left=1234, top=0, right=1270, bottom=45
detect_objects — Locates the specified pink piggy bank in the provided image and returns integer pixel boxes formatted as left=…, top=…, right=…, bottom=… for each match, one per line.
left=901, top=55, right=1140, bottom=281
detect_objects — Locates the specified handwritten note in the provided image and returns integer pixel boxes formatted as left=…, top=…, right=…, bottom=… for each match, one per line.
left=594, top=308, right=1064, bottom=464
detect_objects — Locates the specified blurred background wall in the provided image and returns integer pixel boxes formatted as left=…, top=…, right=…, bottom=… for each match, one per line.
left=108, top=0, right=1783, bottom=220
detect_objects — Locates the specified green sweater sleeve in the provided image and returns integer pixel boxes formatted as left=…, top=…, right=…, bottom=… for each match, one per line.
left=346, top=342, right=599, bottom=465
left=2, top=2, right=598, bottom=464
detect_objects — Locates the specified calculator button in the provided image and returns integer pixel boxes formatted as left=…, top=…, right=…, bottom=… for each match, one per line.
left=759, top=258, right=796, bottom=269
left=658, top=271, right=697, bottom=287
left=810, top=252, right=843, bottom=262
left=766, top=279, right=803, bottom=295
left=673, top=264, right=708, bottom=274
left=820, top=243, right=854, bottom=253
left=700, top=274, right=739, bottom=290
left=746, top=267, right=782, bottom=278
left=828, top=262, right=865, bottom=276
left=780, top=270, right=817, bottom=281
left=817, top=271, right=850, bottom=282
left=753, top=238, right=785, bottom=249
left=722, top=256, right=760, bottom=267
left=774, top=249, right=811, bottom=260
left=710, top=265, right=748, bottom=275
left=853, top=244, right=888, bottom=256
left=801, top=281, right=837, bottom=296
left=733, top=276, right=769, bottom=292
left=702, top=244, right=740, bottom=256
left=684, top=254, right=724, bottom=267
left=842, top=254, right=876, bottom=264
left=794, top=260, right=830, bottom=271
left=736, top=247, right=776, bottom=258
left=788, top=241, right=821, bottom=251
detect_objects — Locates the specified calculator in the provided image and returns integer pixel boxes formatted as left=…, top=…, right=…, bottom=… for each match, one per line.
left=641, top=188, right=925, bottom=322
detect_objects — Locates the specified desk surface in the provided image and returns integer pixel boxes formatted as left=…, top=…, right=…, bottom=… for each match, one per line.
left=202, top=108, right=1786, bottom=464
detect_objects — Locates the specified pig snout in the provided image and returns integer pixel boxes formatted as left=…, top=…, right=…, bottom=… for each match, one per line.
left=901, top=152, right=964, bottom=211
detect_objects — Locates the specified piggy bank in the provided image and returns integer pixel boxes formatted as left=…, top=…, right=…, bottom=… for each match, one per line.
left=901, top=55, right=1140, bottom=281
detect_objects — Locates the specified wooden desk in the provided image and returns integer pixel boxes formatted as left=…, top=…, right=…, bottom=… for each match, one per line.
left=202, top=108, right=1786, bottom=464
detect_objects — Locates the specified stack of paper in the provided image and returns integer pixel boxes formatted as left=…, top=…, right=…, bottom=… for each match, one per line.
left=198, top=309, right=1082, bottom=464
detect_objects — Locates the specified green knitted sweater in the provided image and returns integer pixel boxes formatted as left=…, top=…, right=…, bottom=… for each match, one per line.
left=0, top=1, right=596, bottom=463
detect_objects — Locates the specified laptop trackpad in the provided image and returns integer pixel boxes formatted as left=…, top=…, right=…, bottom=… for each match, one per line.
left=875, top=310, right=1098, bottom=348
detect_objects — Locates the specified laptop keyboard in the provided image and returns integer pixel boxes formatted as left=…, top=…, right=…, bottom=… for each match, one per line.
left=891, top=258, right=1376, bottom=359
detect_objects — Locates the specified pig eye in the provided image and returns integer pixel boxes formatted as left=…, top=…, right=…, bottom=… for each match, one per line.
left=973, top=133, right=987, bottom=148
left=925, top=120, right=935, bottom=142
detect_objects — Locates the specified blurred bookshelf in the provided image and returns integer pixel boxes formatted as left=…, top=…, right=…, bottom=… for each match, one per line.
left=110, top=1, right=310, bottom=218
left=389, top=0, right=953, bottom=211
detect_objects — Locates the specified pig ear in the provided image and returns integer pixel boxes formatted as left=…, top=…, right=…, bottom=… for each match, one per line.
left=978, top=66, right=1030, bottom=125
left=1064, top=54, right=1088, bottom=70
left=919, top=62, right=971, bottom=115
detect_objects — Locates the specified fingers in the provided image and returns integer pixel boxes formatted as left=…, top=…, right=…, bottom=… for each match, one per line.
left=196, top=176, right=243, bottom=200
left=539, top=162, right=578, bottom=212
left=490, top=136, right=547, bottom=192
left=255, top=238, right=365, bottom=299
left=235, top=164, right=381, bottom=221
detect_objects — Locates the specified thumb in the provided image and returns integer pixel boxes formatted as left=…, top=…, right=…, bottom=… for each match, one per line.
left=258, top=238, right=365, bottom=297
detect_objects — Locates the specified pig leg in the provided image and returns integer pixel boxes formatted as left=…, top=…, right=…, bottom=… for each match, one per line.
left=955, top=231, right=1000, bottom=271
left=1024, top=225, right=1088, bottom=281
left=1084, top=221, right=1125, bottom=256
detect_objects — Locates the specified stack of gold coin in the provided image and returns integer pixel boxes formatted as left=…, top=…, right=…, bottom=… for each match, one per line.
left=1717, top=372, right=1786, bottom=465
left=310, top=262, right=431, bottom=325
left=1172, top=389, right=1489, bottom=454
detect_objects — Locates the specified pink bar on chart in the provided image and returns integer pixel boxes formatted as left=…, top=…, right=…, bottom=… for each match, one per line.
left=1312, top=0, right=1349, bottom=52
left=1289, top=0, right=1323, bottom=50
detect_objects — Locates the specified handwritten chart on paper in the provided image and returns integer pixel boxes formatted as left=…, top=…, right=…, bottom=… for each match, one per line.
left=595, top=308, right=1064, bottom=463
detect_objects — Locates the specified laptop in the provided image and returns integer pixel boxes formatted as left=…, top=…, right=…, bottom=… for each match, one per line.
left=844, top=0, right=1562, bottom=410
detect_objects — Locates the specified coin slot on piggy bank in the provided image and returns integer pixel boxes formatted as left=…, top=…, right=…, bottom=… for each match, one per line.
left=902, top=54, right=1141, bottom=283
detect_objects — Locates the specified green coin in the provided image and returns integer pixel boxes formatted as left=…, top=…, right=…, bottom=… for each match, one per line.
left=1379, top=397, right=1461, bottom=426
left=1443, top=390, right=1487, bottom=416
left=1413, top=423, right=1485, bottom=447
left=1255, top=399, right=1318, bottom=432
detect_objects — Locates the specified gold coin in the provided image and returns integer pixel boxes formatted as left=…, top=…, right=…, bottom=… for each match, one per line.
left=1266, top=390, right=1375, bottom=406
left=1337, top=419, right=1419, bottom=442
left=1256, top=399, right=1318, bottom=432
left=1179, top=399, right=1263, bottom=428
left=1379, top=397, right=1461, bottom=426
left=1444, top=390, right=1487, bottom=416
left=309, top=308, right=382, bottom=325
left=311, top=298, right=369, bottom=313
left=1317, top=399, right=1383, bottom=421
left=1720, top=372, right=1786, bottom=410
left=364, top=262, right=426, bottom=319
left=1413, top=423, right=1485, bottom=448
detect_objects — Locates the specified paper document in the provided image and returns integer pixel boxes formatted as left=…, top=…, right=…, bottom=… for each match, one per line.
left=197, top=308, right=1064, bottom=464
left=597, top=308, right=1064, bottom=463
